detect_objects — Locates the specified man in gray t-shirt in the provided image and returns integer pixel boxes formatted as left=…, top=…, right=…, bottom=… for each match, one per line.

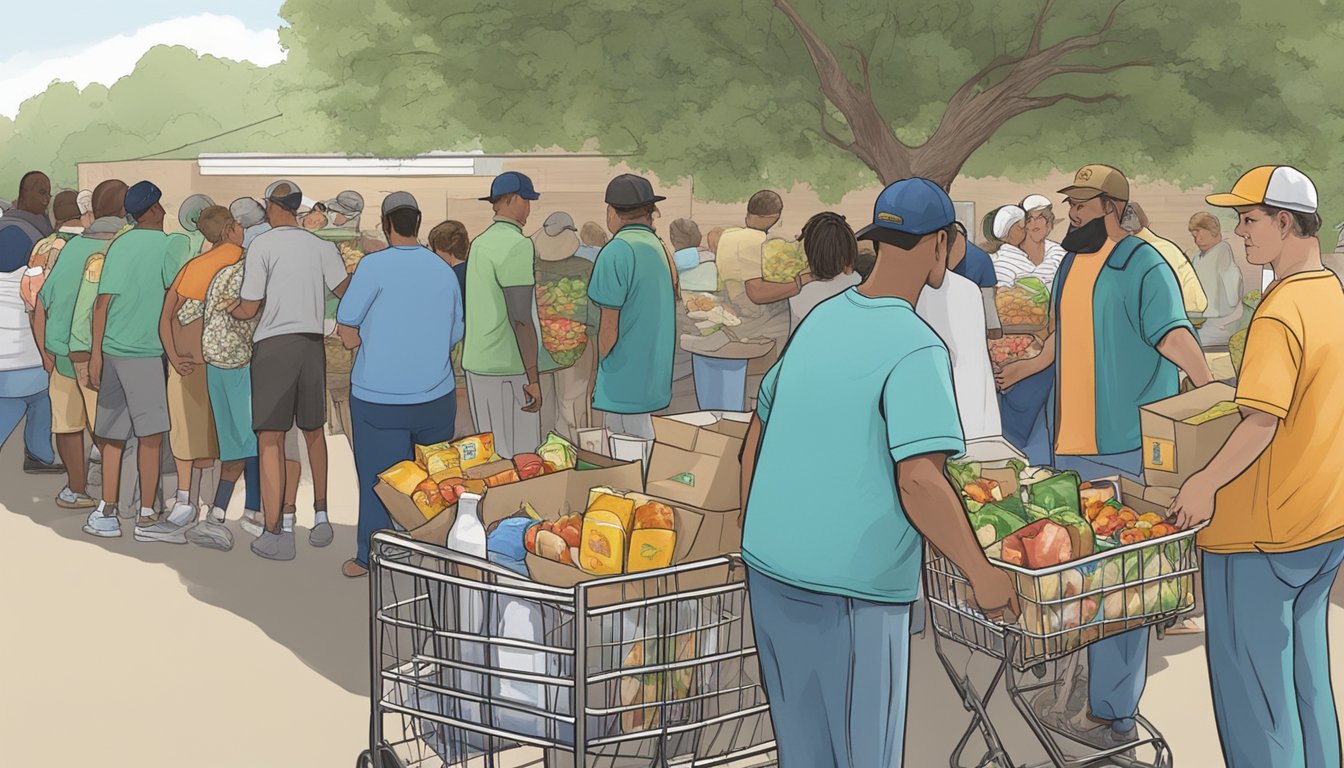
left=230, top=180, right=349, bottom=561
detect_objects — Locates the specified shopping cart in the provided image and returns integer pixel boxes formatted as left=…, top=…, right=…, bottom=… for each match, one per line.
left=358, top=531, right=776, bottom=768
left=925, top=525, right=1203, bottom=768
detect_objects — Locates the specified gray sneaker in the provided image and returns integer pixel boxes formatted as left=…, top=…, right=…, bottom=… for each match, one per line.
left=134, top=520, right=190, bottom=544
left=251, top=530, right=296, bottom=561
left=186, top=519, right=234, bottom=551
left=82, top=509, right=122, bottom=538
left=239, top=511, right=264, bottom=538
left=309, top=521, right=334, bottom=548
left=56, top=486, right=98, bottom=510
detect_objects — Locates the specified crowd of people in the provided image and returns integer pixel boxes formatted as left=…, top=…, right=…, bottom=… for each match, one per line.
left=1, top=160, right=1340, bottom=768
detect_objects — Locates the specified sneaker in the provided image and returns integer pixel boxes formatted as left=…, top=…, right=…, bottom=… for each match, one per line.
left=24, top=452, right=64, bottom=475
left=82, top=509, right=122, bottom=538
left=166, top=500, right=198, bottom=527
left=239, top=511, right=264, bottom=538
left=251, top=530, right=296, bottom=561
left=309, top=521, right=334, bottom=548
left=134, top=520, right=190, bottom=544
left=186, top=519, right=234, bottom=552
left=56, top=486, right=98, bottom=510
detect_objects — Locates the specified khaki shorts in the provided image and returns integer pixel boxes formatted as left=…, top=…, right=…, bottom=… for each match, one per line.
left=167, top=365, right=219, bottom=461
left=49, top=367, right=97, bottom=435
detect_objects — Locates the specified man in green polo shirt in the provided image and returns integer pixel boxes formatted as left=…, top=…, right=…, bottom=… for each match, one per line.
left=587, top=174, right=677, bottom=440
left=997, top=164, right=1212, bottom=749
left=462, top=172, right=544, bottom=458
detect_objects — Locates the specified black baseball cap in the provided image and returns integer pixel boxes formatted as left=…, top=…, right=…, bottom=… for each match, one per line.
left=605, top=174, right=666, bottom=209
left=264, top=180, right=304, bottom=212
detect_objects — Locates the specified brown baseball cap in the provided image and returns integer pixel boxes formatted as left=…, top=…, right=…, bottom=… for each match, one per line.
left=52, top=190, right=81, bottom=223
left=1058, top=164, right=1130, bottom=202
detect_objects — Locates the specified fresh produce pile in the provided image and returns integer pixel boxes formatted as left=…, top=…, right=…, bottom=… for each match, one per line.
left=995, top=277, right=1050, bottom=328
left=988, top=334, right=1042, bottom=366
left=1242, top=289, right=1262, bottom=311
left=522, top=488, right=677, bottom=576
left=1228, top=328, right=1247, bottom=374
left=684, top=292, right=742, bottom=336
left=761, top=238, right=807, bottom=283
left=337, top=241, right=365, bottom=273
left=537, top=277, right=590, bottom=367
left=1080, top=482, right=1177, bottom=545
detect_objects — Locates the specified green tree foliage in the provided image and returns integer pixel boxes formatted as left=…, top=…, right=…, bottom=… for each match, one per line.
left=0, top=45, right=330, bottom=196
left=282, top=0, right=1344, bottom=222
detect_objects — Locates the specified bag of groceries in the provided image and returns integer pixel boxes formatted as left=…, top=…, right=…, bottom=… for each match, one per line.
left=760, top=237, right=807, bottom=284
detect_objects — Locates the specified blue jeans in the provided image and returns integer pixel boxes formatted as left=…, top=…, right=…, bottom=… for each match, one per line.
left=350, top=391, right=457, bottom=567
left=1204, top=540, right=1344, bottom=768
left=747, top=567, right=911, bottom=767
left=1053, top=450, right=1147, bottom=731
left=0, top=367, right=55, bottom=464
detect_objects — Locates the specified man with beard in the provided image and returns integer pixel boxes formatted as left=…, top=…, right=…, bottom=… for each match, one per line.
left=996, top=164, right=1212, bottom=749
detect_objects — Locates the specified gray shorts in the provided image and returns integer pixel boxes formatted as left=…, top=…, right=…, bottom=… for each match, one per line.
left=251, top=334, right=326, bottom=433
left=95, top=355, right=170, bottom=442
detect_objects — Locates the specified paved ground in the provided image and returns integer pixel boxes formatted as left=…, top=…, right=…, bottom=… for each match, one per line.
left=2, top=430, right=1342, bottom=767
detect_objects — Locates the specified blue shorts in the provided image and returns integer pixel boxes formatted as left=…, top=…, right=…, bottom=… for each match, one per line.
left=207, top=365, right=257, bottom=462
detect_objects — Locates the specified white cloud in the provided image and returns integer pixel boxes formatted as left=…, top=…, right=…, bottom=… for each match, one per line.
left=0, top=14, right=285, bottom=118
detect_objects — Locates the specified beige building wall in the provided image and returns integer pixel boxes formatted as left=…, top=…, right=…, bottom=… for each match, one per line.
left=77, top=155, right=1258, bottom=296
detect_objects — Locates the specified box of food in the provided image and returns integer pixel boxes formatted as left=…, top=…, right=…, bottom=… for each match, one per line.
left=959, top=436, right=1029, bottom=497
left=645, top=411, right=751, bottom=512
left=987, top=334, right=1044, bottom=368
left=375, top=449, right=640, bottom=546
left=1140, top=383, right=1241, bottom=488
left=995, top=278, right=1050, bottom=334
left=1204, top=351, right=1235, bottom=383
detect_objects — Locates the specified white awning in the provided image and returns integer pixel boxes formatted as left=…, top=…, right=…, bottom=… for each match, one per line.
left=197, top=152, right=498, bottom=177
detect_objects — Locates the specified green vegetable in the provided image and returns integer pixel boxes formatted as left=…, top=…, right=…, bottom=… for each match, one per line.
left=964, top=499, right=984, bottom=514
left=1025, top=503, right=1051, bottom=521
left=947, top=460, right=982, bottom=490
left=1025, top=471, right=1083, bottom=519
left=1158, top=581, right=1182, bottom=613
left=1016, top=277, right=1050, bottom=307
left=981, top=496, right=1029, bottom=526
left=1008, top=458, right=1027, bottom=478
left=971, top=508, right=1025, bottom=542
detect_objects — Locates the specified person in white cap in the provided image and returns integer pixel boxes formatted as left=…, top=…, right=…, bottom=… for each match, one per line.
left=229, top=197, right=270, bottom=248
left=1169, top=164, right=1344, bottom=768
left=986, top=205, right=1031, bottom=283
left=993, top=195, right=1066, bottom=291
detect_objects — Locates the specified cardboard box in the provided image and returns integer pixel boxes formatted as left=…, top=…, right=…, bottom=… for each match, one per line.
left=961, top=436, right=1028, bottom=496
left=577, top=427, right=611, bottom=456
left=374, top=450, right=641, bottom=547
left=646, top=411, right=751, bottom=512
left=1140, top=383, right=1241, bottom=488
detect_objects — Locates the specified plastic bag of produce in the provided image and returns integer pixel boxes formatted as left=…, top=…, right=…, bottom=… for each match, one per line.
left=760, top=237, right=807, bottom=283
left=995, top=277, right=1050, bottom=330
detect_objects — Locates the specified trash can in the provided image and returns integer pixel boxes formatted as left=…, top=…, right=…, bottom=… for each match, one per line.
left=691, top=354, right=749, bottom=411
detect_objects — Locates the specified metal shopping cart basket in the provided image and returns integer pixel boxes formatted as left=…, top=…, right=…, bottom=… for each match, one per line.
left=358, top=531, right=776, bottom=768
left=924, top=524, right=1204, bottom=768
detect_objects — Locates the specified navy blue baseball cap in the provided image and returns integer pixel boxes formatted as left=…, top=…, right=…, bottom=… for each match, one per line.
left=124, top=181, right=163, bottom=218
left=855, top=177, right=956, bottom=249
left=480, top=171, right=540, bottom=202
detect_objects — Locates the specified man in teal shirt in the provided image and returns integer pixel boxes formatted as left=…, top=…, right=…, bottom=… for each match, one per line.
left=739, top=178, right=1017, bottom=766
left=587, top=174, right=676, bottom=440
left=83, top=181, right=193, bottom=540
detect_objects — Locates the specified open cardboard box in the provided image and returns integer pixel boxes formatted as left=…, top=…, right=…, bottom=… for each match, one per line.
left=1140, top=383, right=1240, bottom=489
left=645, top=411, right=751, bottom=512
left=374, top=448, right=640, bottom=547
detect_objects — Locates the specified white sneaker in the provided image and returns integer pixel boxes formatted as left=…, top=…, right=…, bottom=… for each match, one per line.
left=186, top=517, right=234, bottom=551
left=82, top=510, right=122, bottom=538
left=239, top=511, right=264, bottom=538
left=134, top=520, right=190, bottom=544
left=167, top=500, right=198, bottom=527
left=56, top=486, right=98, bottom=510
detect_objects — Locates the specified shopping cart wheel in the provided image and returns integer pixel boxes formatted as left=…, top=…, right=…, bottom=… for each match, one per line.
left=356, top=744, right=404, bottom=768
left=1031, top=663, right=1047, bottom=680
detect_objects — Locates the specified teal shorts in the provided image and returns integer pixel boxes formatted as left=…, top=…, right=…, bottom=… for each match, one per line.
left=206, top=365, right=258, bottom=462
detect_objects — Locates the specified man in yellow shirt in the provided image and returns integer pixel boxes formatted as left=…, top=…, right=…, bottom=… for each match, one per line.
left=1170, top=165, right=1344, bottom=768
left=1127, top=202, right=1207, bottom=317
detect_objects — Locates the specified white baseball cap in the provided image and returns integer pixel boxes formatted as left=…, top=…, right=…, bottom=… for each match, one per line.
left=992, top=205, right=1027, bottom=240
left=1206, top=165, right=1318, bottom=214
left=1021, top=194, right=1053, bottom=213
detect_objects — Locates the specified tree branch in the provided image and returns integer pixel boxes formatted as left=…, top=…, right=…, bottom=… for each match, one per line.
left=1047, top=61, right=1151, bottom=77
left=1021, top=92, right=1119, bottom=110
left=1026, top=0, right=1056, bottom=56
left=1042, top=0, right=1128, bottom=61
left=948, top=54, right=1020, bottom=109
left=844, top=44, right=873, bottom=97
left=817, top=102, right=855, bottom=151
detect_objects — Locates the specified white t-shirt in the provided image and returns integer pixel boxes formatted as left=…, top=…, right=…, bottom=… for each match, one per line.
left=0, top=268, right=41, bottom=371
left=239, top=226, right=346, bottom=342
left=916, top=271, right=1002, bottom=440
left=789, top=272, right=862, bottom=336
left=992, top=241, right=1066, bottom=291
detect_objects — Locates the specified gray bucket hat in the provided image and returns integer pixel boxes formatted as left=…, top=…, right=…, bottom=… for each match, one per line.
left=229, top=197, right=266, bottom=228
left=179, top=194, right=216, bottom=232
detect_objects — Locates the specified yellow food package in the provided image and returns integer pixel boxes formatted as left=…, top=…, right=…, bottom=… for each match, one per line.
left=1183, top=400, right=1239, bottom=426
left=452, top=433, right=496, bottom=470
left=379, top=461, right=429, bottom=496
left=581, top=511, right=627, bottom=575
left=627, top=528, right=675, bottom=573
left=586, top=492, right=636, bottom=532
left=415, top=442, right=462, bottom=477
left=412, top=490, right=449, bottom=520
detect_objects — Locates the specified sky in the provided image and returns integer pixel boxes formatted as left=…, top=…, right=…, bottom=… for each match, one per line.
left=0, top=1, right=285, bottom=118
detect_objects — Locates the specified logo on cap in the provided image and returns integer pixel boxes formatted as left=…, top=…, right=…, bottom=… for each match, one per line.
left=1077, top=168, right=1094, bottom=182
left=878, top=212, right=904, bottom=224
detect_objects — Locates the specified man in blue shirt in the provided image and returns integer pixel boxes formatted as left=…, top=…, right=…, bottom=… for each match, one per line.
left=739, top=178, right=1018, bottom=766
left=336, top=192, right=464, bottom=577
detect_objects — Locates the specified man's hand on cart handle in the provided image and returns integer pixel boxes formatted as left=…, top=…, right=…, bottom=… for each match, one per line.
left=969, top=565, right=1020, bottom=624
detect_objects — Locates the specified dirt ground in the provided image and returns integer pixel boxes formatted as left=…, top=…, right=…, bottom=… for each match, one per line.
left=1, top=431, right=1341, bottom=767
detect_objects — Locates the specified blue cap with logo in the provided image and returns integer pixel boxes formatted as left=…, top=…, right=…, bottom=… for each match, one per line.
left=855, top=177, right=956, bottom=248
left=480, top=171, right=540, bottom=202
left=125, top=181, right=163, bottom=218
